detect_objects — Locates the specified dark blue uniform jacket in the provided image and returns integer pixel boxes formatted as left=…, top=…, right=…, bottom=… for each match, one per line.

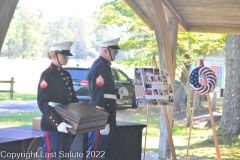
left=37, top=63, right=79, bottom=131
left=88, top=56, right=116, bottom=128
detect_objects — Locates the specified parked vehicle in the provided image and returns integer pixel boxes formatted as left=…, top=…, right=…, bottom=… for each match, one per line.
left=64, top=66, right=138, bottom=108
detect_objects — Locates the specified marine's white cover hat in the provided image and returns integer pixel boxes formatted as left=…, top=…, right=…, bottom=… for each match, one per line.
left=98, top=38, right=120, bottom=49
left=48, top=41, right=73, bottom=56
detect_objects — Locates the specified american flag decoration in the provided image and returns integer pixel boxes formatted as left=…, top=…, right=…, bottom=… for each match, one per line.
left=190, top=66, right=217, bottom=95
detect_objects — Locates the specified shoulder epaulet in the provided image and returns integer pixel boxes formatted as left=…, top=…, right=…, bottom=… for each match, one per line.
left=45, top=66, right=54, bottom=72
left=96, top=59, right=104, bottom=67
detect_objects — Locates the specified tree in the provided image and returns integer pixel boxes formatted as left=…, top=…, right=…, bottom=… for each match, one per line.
left=73, top=18, right=98, bottom=59
left=92, top=0, right=158, bottom=66
left=176, top=33, right=225, bottom=125
left=219, top=34, right=240, bottom=134
left=92, top=0, right=226, bottom=114
left=3, top=6, right=46, bottom=58
left=3, top=5, right=99, bottom=59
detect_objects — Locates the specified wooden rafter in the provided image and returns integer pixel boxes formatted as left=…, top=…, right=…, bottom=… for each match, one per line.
left=144, top=0, right=174, bottom=85
left=124, top=0, right=240, bottom=34
left=123, top=0, right=153, bottom=30
left=162, top=0, right=188, bottom=32
left=0, top=0, right=19, bottom=51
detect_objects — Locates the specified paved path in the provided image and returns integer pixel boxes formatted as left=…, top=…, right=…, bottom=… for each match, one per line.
left=0, top=100, right=39, bottom=114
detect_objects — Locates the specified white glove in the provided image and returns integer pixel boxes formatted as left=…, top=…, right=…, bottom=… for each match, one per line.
left=57, top=122, right=72, bottom=133
left=48, top=102, right=62, bottom=107
left=100, top=124, right=110, bottom=135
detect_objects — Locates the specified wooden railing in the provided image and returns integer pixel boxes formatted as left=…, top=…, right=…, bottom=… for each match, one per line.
left=0, top=77, right=15, bottom=99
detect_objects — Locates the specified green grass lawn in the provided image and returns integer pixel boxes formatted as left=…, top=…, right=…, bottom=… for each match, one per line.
left=0, top=111, right=41, bottom=126
left=1, top=94, right=240, bottom=159
left=0, top=92, right=37, bottom=100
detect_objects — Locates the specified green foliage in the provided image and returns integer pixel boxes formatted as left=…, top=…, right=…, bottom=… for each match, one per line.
left=4, top=6, right=46, bottom=58
left=2, top=6, right=99, bottom=59
left=92, top=0, right=157, bottom=67
left=177, top=32, right=226, bottom=67
left=2, top=0, right=226, bottom=66
left=92, top=0, right=226, bottom=70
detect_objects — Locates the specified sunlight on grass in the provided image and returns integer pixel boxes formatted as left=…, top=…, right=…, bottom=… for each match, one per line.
left=0, top=111, right=41, bottom=126
left=0, top=92, right=37, bottom=100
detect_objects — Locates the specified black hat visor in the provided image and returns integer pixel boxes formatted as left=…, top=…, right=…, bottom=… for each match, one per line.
left=109, top=45, right=120, bottom=50
left=56, top=50, right=73, bottom=56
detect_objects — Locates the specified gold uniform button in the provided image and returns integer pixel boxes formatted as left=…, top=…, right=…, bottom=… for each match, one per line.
left=70, top=93, right=72, bottom=95
left=66, top=82, right=68, bottom=85
left=50, top=116, right=52, bottom=119
left=53, top=120, right=55, bottom=122
left=69, top=87, right=71, bottom=90
left=61, top=73, right=63, bottom=75
left=58, top=68, right=60, bottom=70
left=56, top=123, right=58, bottom=126
left=69, top=98, right=71, bottom=101
left=63, top=78, right=65, bottom=80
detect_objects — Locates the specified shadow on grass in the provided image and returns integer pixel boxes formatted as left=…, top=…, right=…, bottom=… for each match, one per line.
left=175, top=136, right=240, bottom=160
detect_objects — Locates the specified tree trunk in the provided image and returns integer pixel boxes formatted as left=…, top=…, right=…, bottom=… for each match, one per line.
left=173, top=64, right=190, bottom=112
left=219, top=34, right=240, bottom=134
left=173, top=80, right=184, bottom=112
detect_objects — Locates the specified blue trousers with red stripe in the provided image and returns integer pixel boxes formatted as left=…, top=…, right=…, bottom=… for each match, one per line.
left=42, top=131, right=72, bottom=160
left=87, top=130, right=112, bottom=160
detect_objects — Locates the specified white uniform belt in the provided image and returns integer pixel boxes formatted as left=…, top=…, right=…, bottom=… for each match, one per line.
left=48, top=102, right=62, bottom=107
left=104, top=94, right=117, bottom=100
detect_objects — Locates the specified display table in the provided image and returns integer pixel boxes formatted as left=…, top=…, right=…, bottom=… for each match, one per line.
left=107, top=120, right=146, bottom=160
left=73, top=120, right=146, bottom=160
left=0, top=126, right=42, bottom=156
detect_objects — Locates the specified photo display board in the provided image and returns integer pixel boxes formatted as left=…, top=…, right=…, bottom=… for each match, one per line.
left=134, top=68, right=173, bottom=104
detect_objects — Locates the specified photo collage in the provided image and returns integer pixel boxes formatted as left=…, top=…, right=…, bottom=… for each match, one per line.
left=134, top=68, right=173, bottom=105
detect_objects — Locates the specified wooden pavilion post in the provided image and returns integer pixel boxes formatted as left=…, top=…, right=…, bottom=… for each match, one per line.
left=145, top=0, right=178, bottom=159
left=153, top=56, right=177, bottom=160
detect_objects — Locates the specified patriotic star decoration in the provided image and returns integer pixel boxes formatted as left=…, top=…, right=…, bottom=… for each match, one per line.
left=189, top=66, right=217, bottom=95
left=190, top=67, right=201, bottom=88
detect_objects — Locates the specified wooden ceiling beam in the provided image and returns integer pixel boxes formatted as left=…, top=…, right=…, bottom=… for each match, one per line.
left=174, top=7, right=240, bottom=12
left=162, top=0, right=189, bottom=32
left=0, top=0, right=19, bottom=51
left=170, top=1, right=240, bottom=7
left=170, top=0, right=240, bottom=3
left=168, top=18, right=178, bottom=91
left=123, top=0, right=153, bottom=30
left=187, top=27, right=240, bottom=34
left=182, top=15, right=240, bottom=20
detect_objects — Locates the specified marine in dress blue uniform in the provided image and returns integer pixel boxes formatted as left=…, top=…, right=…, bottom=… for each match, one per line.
left=87, top=38, right=120, bottom=160
left=37, top=41, right=79, bottom=160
